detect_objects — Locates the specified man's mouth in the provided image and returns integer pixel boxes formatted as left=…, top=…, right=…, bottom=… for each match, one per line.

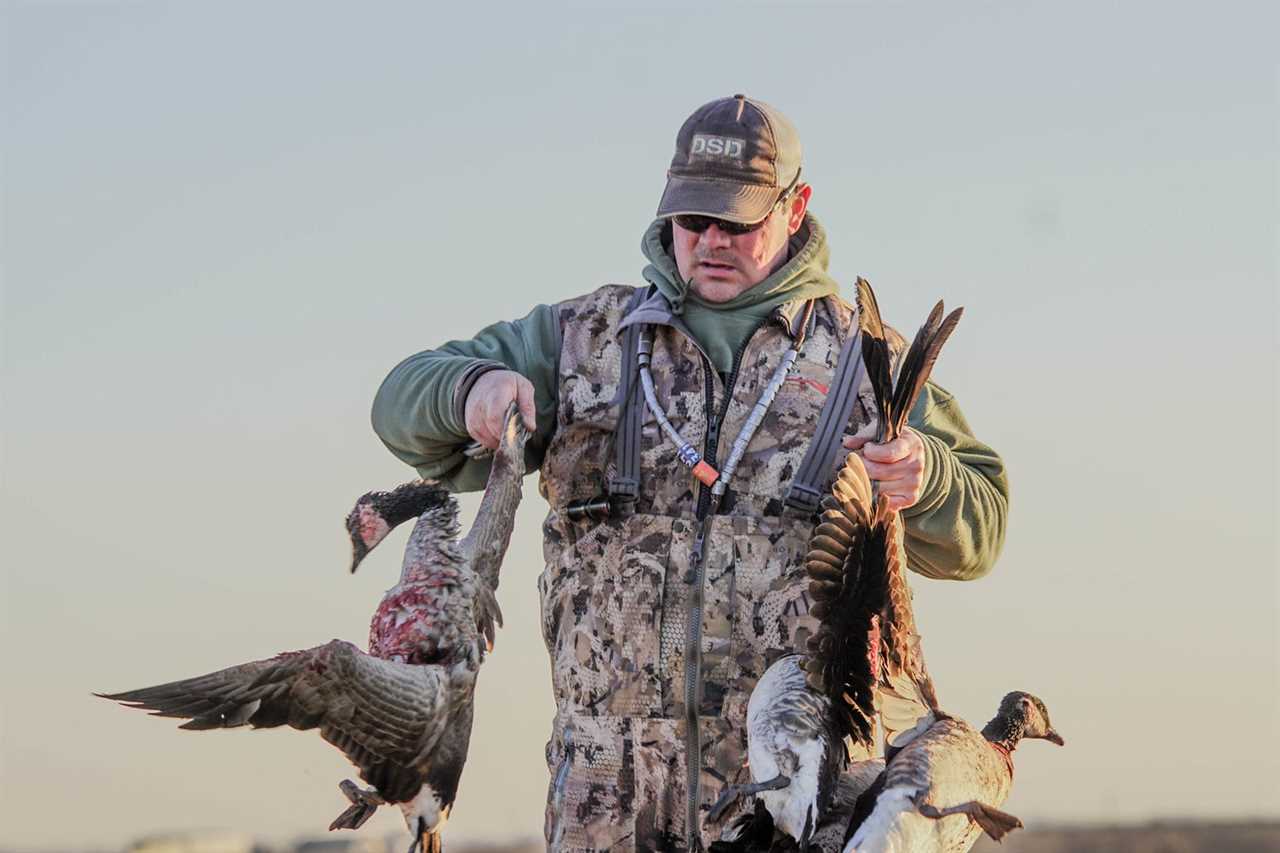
left=698, top=260, right=736, bottom=272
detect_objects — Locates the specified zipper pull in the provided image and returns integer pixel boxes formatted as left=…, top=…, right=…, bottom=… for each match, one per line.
left=684, top=522, right=711, bottom=584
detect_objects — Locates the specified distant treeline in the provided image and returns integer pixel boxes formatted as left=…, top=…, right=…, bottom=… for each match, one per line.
left=971, top=820, right=1280, bottom=853
left=9, top=821, right=1279, bottom=853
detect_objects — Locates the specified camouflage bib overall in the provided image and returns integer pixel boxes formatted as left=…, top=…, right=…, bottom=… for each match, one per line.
left=538, top=285, right=879, bottom=851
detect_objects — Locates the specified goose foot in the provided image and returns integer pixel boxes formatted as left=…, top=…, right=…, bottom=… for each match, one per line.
left=707, top=773, right=791, bottom=822
left=328, top=779, right=386, bottom=831
left=919, top=801, right=1024, bottom=841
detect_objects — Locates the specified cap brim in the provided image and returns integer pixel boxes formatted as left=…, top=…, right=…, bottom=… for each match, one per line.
left=656, top=176, right=780, bottom=224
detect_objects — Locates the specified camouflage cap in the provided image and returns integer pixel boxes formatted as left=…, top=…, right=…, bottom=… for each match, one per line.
left=656, top=94, right=802, bottom=225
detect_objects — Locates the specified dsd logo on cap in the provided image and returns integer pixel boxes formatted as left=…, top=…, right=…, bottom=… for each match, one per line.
left=690, top=134, right=745, bottom=160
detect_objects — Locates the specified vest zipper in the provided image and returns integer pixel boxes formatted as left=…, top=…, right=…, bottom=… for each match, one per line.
left=683, top=315, right=772, bottom=850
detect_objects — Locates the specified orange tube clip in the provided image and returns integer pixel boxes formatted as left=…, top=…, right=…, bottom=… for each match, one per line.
left=691, top=460, right=719, bottom=487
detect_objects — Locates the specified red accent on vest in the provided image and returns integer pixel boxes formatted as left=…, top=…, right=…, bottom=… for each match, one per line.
left=783, top=375, right=830, bottom=395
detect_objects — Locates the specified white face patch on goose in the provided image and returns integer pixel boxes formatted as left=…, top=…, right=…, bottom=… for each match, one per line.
left=356, top=504, right=391, bottom=549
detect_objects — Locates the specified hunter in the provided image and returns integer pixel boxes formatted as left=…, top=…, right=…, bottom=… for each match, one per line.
left=371, top=95, right=1008, bottom=851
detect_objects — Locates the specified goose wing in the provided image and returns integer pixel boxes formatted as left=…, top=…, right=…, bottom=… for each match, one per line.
left=805, top=280, right=961, bottom=753
left=97, top=639, right=460, bottom=802
left=855, top=277, right=962, bottom=749
left=803, top=451, right=889, bottom=753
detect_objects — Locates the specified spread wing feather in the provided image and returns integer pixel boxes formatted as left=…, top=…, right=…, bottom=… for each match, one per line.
left=888, top=303, right=963, bottom=441
left=855, top=278, right=962, bottom=747
left=803, top=454, right=889, bottom=753
left=96, top=640, right=457, bottom=802
left=855, top=277, right=894, bottom=434
left=856, top=276, right=963, bottom=443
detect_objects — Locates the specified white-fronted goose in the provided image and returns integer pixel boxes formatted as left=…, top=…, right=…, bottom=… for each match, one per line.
left=99, top=407, right=528, bottom=853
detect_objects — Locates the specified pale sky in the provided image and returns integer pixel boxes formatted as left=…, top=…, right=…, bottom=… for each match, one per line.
left=3, top=1, right=1277, bottom=850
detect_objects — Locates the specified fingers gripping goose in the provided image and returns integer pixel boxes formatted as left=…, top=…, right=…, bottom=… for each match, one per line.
left=97, top=404, right=529, bottom=853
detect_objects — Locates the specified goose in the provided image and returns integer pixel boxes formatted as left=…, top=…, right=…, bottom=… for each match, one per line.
left=708, top=279, right=962, bottom=852
left=98, top=406, right=528, bottom=853
left=837, top=287, right=1065, bottom=852
left=842, top=692, right=1063, bottom=852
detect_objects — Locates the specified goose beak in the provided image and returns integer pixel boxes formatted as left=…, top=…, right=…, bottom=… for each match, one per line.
left=1044, top=728, right=1065, bottom=746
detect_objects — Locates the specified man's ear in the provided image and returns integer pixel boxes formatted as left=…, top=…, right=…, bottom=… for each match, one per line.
left=787, top=184, right=812, bottom=234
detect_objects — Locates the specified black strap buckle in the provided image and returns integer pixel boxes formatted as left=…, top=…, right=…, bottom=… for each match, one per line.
left=784, top=483, right=823, bottom=515
left=606, top=477, right=640, bottom=502
left=565, top=493, right=637, bottom=523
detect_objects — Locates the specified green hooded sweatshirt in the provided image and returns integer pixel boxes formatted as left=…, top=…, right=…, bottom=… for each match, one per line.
left=371, top=214, right=1009, bottom=580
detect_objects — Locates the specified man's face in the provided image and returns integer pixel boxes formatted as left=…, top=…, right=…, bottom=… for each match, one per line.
left=671, top=185, right=812, bottom=303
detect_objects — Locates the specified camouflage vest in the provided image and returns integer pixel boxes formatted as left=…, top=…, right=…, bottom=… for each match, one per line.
left=537, top=284, right=880, bottom=851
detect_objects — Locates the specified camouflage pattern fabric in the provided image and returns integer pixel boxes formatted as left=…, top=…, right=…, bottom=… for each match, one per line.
left=538, top=285, right=889, bottom=851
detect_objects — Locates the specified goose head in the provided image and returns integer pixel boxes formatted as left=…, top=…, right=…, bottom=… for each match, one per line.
left=981, top=691, right=1065, bottom=752
left=994, top=691, right=1065, bottom=747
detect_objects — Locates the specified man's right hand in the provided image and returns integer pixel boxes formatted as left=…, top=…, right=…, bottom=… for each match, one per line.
left=464, top=369, right=537, bottom=450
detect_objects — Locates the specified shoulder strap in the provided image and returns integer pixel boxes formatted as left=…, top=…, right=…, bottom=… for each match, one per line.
left=784, top=327, right=866, bottom=514
left=607, top=287, right=650, bottom=504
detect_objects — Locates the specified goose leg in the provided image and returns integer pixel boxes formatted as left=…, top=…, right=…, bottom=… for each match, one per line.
left=405, top=817, right=430, bottom=853
left=797, top=805, right=814, bottom=852
left=707, top=773, right=791, bottom=822
left=918, top=801, right=1023, bottom=841
left=328, top=779, right=386, bottom=831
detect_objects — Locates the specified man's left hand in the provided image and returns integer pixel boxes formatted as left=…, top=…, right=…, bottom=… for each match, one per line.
left=842, top=427, right=927, bottom=512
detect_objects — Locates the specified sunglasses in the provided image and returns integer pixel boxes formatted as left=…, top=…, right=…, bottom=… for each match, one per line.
left=671, top=214, right=769, bottom=235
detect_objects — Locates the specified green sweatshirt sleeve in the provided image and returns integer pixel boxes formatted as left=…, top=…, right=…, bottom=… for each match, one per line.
left=901, top=381, right=1009, bottom=581
left=370, top=303, right=561, bottom=492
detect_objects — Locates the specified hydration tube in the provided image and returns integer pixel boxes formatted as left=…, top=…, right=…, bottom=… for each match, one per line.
left=637, top=301, right=813, bottom=496
left=712, top=346, right=799, bottom=497
left=638, top=333, right=719, bottom=487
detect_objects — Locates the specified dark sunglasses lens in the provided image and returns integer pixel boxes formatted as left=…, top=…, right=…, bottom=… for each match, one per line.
left=673, top=215, right=759, bottom=235
left=672, top=215, right=710, bottom=232
left=719, top=219, right=759, bottom=235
